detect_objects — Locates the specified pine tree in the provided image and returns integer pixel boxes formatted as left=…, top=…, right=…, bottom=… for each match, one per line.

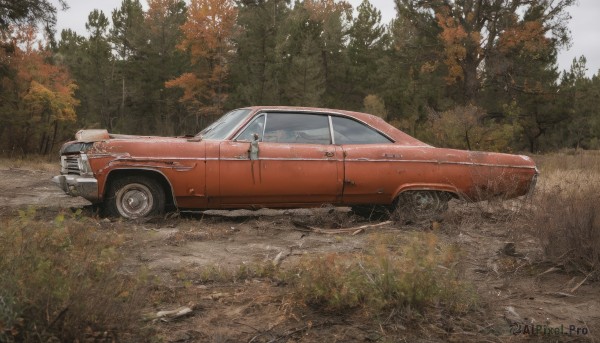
left=346, top=0, right=389, bottom=109
left=228, top=0, right=290, bottom=107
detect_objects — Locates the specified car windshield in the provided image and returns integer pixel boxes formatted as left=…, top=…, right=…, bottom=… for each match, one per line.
left=197, top=109, right=252, bottom=140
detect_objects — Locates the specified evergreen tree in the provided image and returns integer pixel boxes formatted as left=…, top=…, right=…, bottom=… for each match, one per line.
left=143, top=0, right=188, bottom=135
left=346, top=0, right=389, bottom=109
left=78, top=10, right=117, bottom=130
left=394, top=0, right=574, bottom=105
left=228, top=0, right=290, bottom=107
left=558, top=57, right=600, bottom=149
left=277, top=0, right=350, bottom=108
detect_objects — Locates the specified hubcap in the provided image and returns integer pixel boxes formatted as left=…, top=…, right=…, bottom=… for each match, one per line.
left=396, top=191, right=449, bottom=219
left=413, top=192, right=438, bottom=211
left=116, top=183, right=154, bottom=219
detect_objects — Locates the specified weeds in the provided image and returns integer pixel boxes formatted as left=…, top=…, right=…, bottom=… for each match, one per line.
left=0, top=208, right=150, bottom=342
left=0, top=156, right=58, bottom=172
left=530, top=170, right=600, bottom=276
left=286, top=232, right=477, bottom=316
left=164, top=261, right=280, bottom=289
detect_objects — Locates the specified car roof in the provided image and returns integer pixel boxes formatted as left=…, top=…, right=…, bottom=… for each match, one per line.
left=242, top=106, right=429, bottom=147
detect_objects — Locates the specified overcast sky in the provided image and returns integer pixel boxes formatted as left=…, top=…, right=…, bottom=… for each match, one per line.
left=50, top=0, right=599, bottom=77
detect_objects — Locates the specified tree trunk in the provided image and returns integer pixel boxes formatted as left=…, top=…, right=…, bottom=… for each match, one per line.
left=462, top=55, right=479, bottom=105
left=49, top=120, right=59, bottom=155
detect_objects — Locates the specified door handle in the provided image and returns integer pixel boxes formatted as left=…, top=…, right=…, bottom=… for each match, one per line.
left=325, top=151, right=334, bottom=157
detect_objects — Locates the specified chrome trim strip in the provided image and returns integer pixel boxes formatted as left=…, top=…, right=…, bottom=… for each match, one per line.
left=263, top=113, right=268, bottom=139
left=232, top=113, right=266, bottom=141
left=92, top=155, right=203, bottom=161
left=328, top=115, right=335, bottom=145
left=220, top=157, right=338, bottom=162
left=344, top=159, right=536, bottom=169
left=219, top=157, right=534, bottom=169
left=96, top=155, right=534, bottom=170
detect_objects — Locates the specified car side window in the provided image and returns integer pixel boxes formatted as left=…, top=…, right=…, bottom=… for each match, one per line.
left=236, top=115, right=265, bottom=141
left=263, top=113, right=331, bottom=144
left=331, top=116, right=392, bottom=144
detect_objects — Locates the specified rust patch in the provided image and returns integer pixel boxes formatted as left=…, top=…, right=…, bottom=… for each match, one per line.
left=75, top=129, right=109, bottom=142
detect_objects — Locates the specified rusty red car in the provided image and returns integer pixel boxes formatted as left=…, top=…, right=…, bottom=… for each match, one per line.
left=53, top=106, right=538, bottom=219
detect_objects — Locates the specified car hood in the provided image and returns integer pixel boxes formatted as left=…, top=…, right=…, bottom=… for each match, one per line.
left=73, top=129, right=192, bottom=142
left=60, top=129, right=194, bottom=155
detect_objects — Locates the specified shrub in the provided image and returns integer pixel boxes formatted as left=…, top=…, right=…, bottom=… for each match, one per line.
left=0, top=208, right=149, bottom=342
left=287, top=232, right=477, bottom=316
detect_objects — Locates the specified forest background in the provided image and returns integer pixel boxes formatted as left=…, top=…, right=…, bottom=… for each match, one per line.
left=1, top=0, right=598, bottom=156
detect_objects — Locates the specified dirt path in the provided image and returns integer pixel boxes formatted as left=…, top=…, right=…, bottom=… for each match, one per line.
left=0, top=167, right=89, bottom=210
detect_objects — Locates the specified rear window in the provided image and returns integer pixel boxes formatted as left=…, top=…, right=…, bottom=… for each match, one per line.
left=331, top=116, right=392, bottom=144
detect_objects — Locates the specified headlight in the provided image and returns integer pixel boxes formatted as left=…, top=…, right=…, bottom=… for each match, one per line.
left=60, top=142, right=94, bottom=155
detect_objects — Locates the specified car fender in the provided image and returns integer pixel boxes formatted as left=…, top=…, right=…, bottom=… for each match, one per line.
left=103, top=167, right=178, bottom=207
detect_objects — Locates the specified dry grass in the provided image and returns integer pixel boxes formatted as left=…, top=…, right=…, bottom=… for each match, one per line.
left=286, top=232, right=477, bottom=316
left=193, top=262, right=278, bottom=284
left=529, top=151, right=600, bottom=277
left=0, top=208, right=151, bottom=342
left=534, top=149, right=600, bottom=173
left=0, top=156, right=59, bottom=172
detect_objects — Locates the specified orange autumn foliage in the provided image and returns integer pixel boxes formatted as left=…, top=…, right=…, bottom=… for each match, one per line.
left=166, top=0, right=237, bottom=116
left=498, top=21, right=549, bottom=55
left=0, top=25, right=78, bottom=154
left=435, top=10, right=481, bottom=85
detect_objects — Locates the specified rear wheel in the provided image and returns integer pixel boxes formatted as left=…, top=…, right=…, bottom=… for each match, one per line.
left=105, top=176, right=165, bottom=219
left=393, top=191, right=451, bottom=221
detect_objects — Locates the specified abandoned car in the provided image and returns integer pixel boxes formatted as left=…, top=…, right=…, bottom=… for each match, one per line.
left=53, top=106, right=538, bottom=219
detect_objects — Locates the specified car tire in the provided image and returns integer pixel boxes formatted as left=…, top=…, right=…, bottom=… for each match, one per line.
left=105, top=176, right=165, bottom=219
left=392, top=191, right=451, bottom=221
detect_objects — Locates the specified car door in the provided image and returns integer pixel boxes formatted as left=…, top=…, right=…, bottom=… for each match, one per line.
left=218, top=112, right=343, bottom=207
left=331, top=116, right=399, bottom=205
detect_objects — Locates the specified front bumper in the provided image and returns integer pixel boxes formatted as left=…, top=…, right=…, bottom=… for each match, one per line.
left=52, top=174, right=100, bottom=203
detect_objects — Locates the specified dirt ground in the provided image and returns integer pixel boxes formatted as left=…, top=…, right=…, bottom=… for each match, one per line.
left=0, top=166, right=598, bottom=342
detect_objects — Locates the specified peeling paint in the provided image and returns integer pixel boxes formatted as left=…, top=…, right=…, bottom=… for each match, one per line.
left=55, top=106, right=538, bottom=214
left=75, top=129, right=109, bottom=142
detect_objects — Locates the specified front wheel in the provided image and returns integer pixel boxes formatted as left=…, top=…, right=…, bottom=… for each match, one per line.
left=393, top=191, right=452, bottom=221
left=105, top=176, right=165, bottom=219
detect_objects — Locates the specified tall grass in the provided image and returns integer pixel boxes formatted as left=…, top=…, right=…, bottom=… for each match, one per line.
left=534, top=149, right=600, bottom=173
left=0, top=208, right=150, bottom=342
left=531, top=151, right=600, bottom=276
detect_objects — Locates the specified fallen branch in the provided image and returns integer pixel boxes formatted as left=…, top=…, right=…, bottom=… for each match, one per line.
left=291, top=220, right=392, bottom=235
left=546, top=292, right=575, bottom=298
left=151, top=306, right=194, bottom=322
left=537, top=266, right=561, bottom=277
left=570, top=273, right=592, bottom=293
